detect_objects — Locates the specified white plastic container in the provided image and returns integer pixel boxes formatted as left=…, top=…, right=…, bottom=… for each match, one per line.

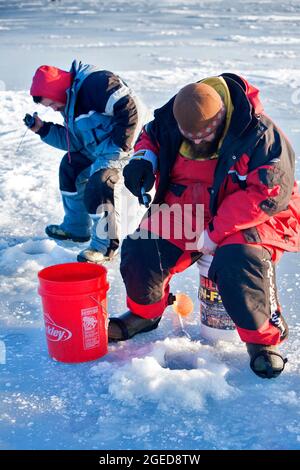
left=197, top=255, right=238, bottom=342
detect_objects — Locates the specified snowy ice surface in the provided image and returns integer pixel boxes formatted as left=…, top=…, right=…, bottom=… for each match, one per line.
left=1, top=0, right=300, bottom=450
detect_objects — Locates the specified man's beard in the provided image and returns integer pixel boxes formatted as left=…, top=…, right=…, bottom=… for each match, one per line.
left=188, top=138, right=219, bottom=159
left=187, top=122, right=226, bottom=160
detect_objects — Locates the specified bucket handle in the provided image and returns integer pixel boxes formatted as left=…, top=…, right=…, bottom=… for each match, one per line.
left=89, top=295, right=109, bottom=330
left=89, top=295, right=109, bottom=316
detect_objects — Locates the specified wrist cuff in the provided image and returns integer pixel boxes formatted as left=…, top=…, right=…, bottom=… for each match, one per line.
left=36, top=121, right=51, bottom=138
left=130, top=149, right=158, bottom=172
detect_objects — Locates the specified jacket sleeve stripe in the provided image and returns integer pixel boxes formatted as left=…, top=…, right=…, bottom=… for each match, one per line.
left=130, top=149, right=158, bottom=172
left=74, top=110, right=97, bottom=122
left=228, top=169, right=248, bottom=181
left=104, top=84, right=130, bottom=116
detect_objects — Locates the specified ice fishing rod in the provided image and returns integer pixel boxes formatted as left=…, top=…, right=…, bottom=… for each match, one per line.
left=140, top=186, right=150, bottom=208
left=141, top=183, right=193, bottom=337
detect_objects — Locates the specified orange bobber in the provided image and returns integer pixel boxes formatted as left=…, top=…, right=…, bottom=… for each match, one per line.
left=172, top=293, right=194, bottom=317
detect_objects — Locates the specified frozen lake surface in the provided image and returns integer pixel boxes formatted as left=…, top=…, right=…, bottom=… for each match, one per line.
left=0, top=0, right=300, bottom=450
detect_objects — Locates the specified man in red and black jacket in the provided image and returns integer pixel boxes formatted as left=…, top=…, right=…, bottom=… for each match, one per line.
left=108, top=73, right=300, bottom=379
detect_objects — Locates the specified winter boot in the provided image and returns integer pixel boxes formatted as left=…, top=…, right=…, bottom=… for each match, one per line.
left=45, top=225, right=90, bottom=243
left=108, top=311, right=161, bottom=342
left=246, top=343, right=287, bottom=379
left=77, top=247, right=118, bottom=264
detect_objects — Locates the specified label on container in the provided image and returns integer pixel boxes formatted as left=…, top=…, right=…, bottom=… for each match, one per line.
left=44, top=313, right=72, bottom=342
left=199, top=276, right=236, bottom=330
left=81, top=306, right=100, bottom=350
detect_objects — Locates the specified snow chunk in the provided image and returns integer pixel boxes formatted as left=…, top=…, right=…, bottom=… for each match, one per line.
left=104, top=338, right=237, bottom=411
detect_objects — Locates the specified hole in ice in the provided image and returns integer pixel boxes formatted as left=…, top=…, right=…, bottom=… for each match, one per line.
left=21, top=239, right=54, bottom=255
left=163, top=350, right=198, bottom=370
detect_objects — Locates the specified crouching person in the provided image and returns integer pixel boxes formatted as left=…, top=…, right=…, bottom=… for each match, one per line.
left=26, top=60, right=150, bottom=263
left=108, top=73, right=300, bottom=379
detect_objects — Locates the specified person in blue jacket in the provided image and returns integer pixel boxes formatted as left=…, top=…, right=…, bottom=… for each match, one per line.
left=27, top=60, right=149, bottom=263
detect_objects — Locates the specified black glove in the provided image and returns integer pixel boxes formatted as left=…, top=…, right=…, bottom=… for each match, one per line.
left=123, top=159, right=155, bottom=205
left=23, top=112, right=37, bottom=128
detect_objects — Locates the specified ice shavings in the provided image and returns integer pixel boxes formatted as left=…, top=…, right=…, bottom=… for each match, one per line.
left=92, top=338, right=238, bottom=412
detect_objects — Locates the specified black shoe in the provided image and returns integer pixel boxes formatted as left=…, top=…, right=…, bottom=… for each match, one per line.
left=108, top=311, right=161, bottom=342
left=45, top=225, right=90, bottom=243
left=246, top=343, right=287, bottom=379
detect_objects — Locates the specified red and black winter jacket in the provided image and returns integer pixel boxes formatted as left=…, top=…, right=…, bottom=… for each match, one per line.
left=134, top=73, right=300, bottom=252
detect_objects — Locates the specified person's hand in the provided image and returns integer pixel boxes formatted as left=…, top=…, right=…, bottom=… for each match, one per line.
left=30, top=115, right=44, bottom=133
left=197, top=229, right=217, bottom=255
left=123, top=159, right=155, bottom=205
left=23, top=113, right=44, bottom=133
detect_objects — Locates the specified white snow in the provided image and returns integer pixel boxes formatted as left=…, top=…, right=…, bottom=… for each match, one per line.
left=0, top=0, right=300, bottom=451
left=90, top=338, right=239, bottom=413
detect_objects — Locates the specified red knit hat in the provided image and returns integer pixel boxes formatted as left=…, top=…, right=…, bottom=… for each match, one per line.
left=173, top=82, right=224, bottom=137
left=30, top=65, right=72, bottom=104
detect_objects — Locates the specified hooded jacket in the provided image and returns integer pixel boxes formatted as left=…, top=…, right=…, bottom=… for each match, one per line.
left=36, top=60, right=148, bottom=170
left=132, top=73, right=300, bottom=253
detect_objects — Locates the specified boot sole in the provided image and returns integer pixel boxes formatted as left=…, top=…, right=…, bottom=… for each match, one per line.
left=45, top=227, right=90, bottom=243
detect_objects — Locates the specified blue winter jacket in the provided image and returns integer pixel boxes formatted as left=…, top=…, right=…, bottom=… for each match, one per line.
left=38, top=60, right=146, bottom=171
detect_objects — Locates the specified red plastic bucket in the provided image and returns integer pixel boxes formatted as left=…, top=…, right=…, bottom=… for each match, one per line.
left=38, top=263, right=109, bottom=363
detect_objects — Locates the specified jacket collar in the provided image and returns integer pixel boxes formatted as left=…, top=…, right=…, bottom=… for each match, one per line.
left=221, top=74, right=254, bottom=138
left=154, top=73, right=260, bottom=143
